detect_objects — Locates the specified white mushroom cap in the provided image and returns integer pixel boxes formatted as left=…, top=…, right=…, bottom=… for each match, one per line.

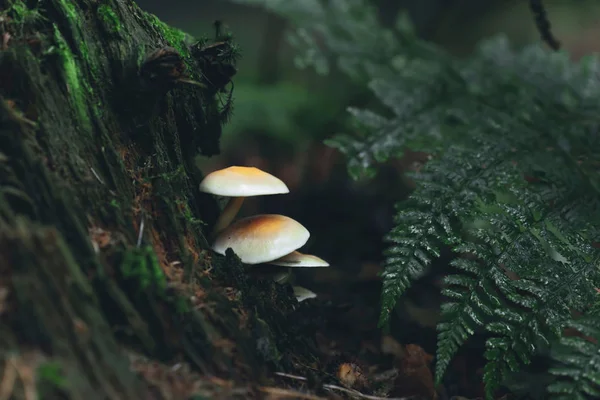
left=293, top=286, right=317, bottom=302
left=199, top=166, right=289, bottom=197
left=269, top=251, right=329, bottom=267
left=212, top=214, right=310, bottom=264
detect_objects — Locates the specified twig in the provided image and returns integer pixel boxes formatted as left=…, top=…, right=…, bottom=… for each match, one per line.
left=177, top=78, right=207, bottom=88
left=259, top=386, right=326, bottom=400
left=12, top=359, right=36, bottom=400
left=0, top=97, right=37, bottom=128
left=0, top=359, right=16, bottom=400
left=90, top=167, right=105, bottom=185
left=136, top=215, right=145, bottom=247
left=275, top=372, right=415, bottom=400
left=529, top=0, right=560, bottom=51
left=0, top=356, right=37, bottom=400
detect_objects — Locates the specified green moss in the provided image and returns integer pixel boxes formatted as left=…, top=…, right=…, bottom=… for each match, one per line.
left=4, top=0, right=45, bottom=26
left=36, top=361, right=68, bottom=397
left=55, top=0, right=94, bottom=77
left=173, top=295, right=191, bottom=314
left=144, top=12, right=191, bottom=58
left=52, top=24, right=91, bottom=132
left=176, top=199, right=205, bottom=227
left=143, top=12, right=199, bottom=80
left=97, top=4, right=121, bottom=34
left=57, top=0, right=77, bottom=20
left=121, top=246, right=167, bottom=293
left=156, top=165, right=186, bottom=183
left=37, top=361, right=67, bottom=386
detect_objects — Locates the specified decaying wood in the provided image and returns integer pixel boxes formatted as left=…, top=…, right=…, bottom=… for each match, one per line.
left=0, top=0, right=315, bottom=398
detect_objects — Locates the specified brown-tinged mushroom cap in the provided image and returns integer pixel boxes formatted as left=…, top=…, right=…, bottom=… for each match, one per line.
left=212, top=214, right=309, bottom=264
left=199, top=166, right=289, bottom=197
left=269, top=251, right=329, bottom=267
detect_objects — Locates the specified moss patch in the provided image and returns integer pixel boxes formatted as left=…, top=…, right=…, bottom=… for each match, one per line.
left=120, top=246, right=168, bottom=293
left=37, top=361, right=68, bottom=391
left=52, top=24, right=91, bottom=132
left=3, top=0, right=45, bottom=26
left=143, top=12, right=202, bottom=80
left=54, top=0, right=96, bottom=79
left=144, top=12, right=191, bottom=58
left=97, top=4, right=121, bottom=34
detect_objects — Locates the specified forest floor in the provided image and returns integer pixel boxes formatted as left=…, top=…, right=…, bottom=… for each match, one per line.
left=124, top=255, right=488, bottom=400
left=121, top=141, right=491, bottom=400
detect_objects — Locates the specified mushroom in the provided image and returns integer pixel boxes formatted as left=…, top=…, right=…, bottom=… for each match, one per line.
left=293, top=286, right=317, bottom=302
left=273, top=269, right=292, bottom=284
left=212, top=214, right=309, bottom=264
left=199, top=166, right=289, bottom=235
left=269, top=251, right=329, bottom=268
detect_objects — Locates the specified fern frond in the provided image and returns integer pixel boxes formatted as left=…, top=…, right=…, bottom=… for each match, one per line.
left=381, top=137, right=521, bottom=325
left=325, top=58, right=457, bottom=180
left=379, top=58, right=600, bottom=390
left=443, top=182, right=599, bottom=396
left=223, top=0, right=600, bottom=397
left=227, top=0, right=428, bottom=82
left=548, top=315, right=600, bottom=399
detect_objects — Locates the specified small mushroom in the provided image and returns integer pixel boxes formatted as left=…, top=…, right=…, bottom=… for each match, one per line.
left=199, top=166, right=289, bottom=235
left=272, top=269, right=292, bottom=284
left=269, top=251, right=329, bottom=268
left=212, top=214, right=309, bottom=264
left=293, top=286, right=317, bottom=302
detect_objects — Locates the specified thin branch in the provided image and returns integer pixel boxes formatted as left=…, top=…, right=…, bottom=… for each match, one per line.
left=136, top=215, right=145, bottom=247
left=0, top=359, right=16, bottom=400
left=259, top=386, right=326, bottom=400
left=529, top=0, right=560, bottom=50
left=274, top=372, right=416, bottom=400
left=90, top=167, right=105, bottom=185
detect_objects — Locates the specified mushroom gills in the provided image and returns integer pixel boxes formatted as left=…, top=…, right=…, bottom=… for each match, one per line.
left=269, top=251, right=329, bottom=267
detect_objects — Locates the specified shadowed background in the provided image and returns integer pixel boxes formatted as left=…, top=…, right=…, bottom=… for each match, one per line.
left=131, top=1, right=600, bottom=396
left=133, top=0, right=600, bottom=288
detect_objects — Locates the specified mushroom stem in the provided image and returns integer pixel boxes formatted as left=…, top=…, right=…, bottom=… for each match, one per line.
left=212, top=196, right=245, bottom=236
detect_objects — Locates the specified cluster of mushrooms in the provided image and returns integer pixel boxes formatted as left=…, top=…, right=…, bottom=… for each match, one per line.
left=199, top=166, right=329, bottom=302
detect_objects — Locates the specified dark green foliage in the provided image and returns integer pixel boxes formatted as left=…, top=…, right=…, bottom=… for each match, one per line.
left=228, top=0, right=600, bottom=397
left=548, top=316, right=600, bottom=399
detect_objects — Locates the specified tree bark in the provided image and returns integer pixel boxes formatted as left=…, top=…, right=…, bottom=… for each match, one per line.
left=0, top=0, right=311, bottom=398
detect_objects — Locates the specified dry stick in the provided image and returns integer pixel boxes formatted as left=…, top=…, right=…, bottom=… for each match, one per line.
left=177, top=78, right=207, bottom=88
left=90, top=167, right=105, bottom=185
left=137, top=215, right=145, bottom=247
left=12, top=359, right=36, bottom=400
left=275, top=372, right=416, bottom=400
left=259, top=386, right=326, bottom=400
left=0, top=359, right=17, bottom=400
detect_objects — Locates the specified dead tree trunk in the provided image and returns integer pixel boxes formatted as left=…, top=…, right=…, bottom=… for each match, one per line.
left=0, top=1, right=312, bottom=398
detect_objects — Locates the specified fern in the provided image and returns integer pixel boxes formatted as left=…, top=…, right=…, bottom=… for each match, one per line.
left=548, top=315, right=600, bottom=399
left=226, top=0, right=600, bottom=397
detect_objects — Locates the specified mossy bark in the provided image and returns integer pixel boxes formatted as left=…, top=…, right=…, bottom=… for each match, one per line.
left=0, top=0, right=314, bottom=398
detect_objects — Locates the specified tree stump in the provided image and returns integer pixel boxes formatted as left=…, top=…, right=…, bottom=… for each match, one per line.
left=0, top=1, right=313, bottom=398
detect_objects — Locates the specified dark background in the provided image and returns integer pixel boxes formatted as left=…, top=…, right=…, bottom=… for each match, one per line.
left=133, top=0, right=600, bottom=271
left=131, top=1, right=600, bottom=397
left=132, top=0, right=600, bottom=290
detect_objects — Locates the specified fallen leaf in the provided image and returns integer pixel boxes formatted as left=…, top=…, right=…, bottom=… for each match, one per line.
left=392, top=344, right=437, bottom=399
